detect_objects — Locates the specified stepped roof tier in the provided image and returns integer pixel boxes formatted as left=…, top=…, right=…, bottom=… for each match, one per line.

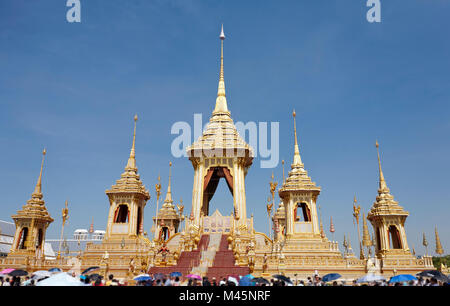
left=12, top=149, right=53, bottom=223
left=106, top=115, right=150, bottom=200
left=368, top=141, right=408, bottom=219
left=279, top=111, right=320, bottom=197
left=186, top=25, right=253, bottom=166
left=156, top=162, right=179, bottom=220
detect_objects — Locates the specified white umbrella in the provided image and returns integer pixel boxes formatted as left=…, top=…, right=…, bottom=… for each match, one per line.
left=32, top=270, right=52, bottom=281
left=36, top=272, right=86, bottom=286
left=356, top=273, right=385, bottom=283
left=228, top=276, right=238, bottom=285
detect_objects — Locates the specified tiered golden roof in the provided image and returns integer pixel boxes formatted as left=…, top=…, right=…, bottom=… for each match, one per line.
left=187, top=25, right=253, bottom=163
left=12, top=149, right=53, bottom=222
left=106, top=115, right=150, bottom=200
left=157, top=162, right=179, bottom=220
left=368, top=141, right=408, bottom=218
left=279, top=111, right=320, bottom=196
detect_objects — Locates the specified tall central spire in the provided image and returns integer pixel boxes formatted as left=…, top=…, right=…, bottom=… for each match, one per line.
left=164, top=161, right=173, bottom=203
left=213, top=24, right=229, bottom=115
left=375, top=140, right=388, bottom=191
left=32, top=148, right=46, bottom=198
left=126, top=115, right=138, bottom=170
left=292, top=110, right=303, bottom=166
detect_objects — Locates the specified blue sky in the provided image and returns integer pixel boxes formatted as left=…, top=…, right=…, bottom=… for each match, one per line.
left=0, top=0, right=449, bottom=256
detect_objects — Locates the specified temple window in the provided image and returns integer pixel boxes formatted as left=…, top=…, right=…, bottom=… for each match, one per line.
left=294, top=203, right=311, bottom=222
left=18, top=227, right=28, bottom=249
left=388, top=225, right=402, bottom=249
left=114, top=204, right=129, bottom=223
left=36, top=228, right=43, bottom=249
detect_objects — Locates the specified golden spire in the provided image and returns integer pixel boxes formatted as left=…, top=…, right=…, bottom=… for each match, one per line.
left=292, top=110, right=303, bottom=166
left=32, top=148, right=46, bottom=198
left=281, top=160, right=285, bottom=183
left=125, top=115, right=138, bottom=170
left=213, top=24, right=229, bottom=114
left=362, top=211, right=371, bottom=247
left=375, top=140, right=388, bottom=191
left=164, top=162, right=173, bottom=203
left=435, top=226, right=444, bottom=255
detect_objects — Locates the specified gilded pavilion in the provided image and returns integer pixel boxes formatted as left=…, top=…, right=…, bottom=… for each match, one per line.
left=0, top=26, right=435, bottom=280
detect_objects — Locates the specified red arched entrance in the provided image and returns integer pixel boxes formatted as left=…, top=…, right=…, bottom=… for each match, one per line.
left=202, top=167, right=233, bottom=216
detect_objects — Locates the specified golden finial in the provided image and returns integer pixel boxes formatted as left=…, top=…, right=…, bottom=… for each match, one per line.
left=164, top=162, right=173, bottom=203
left=330, top=216, right=335, bottom=233
left=214, top=24, right=228, bottom=114
left=375, top=140, right=388, bottom=191
left=126, top=115, right=138, bottom=170
left=269, top=173, right=277, bottom=205
left=292, top=110, right=302, bottom=166
left=435, top=226, right=444, bottom=255
left=155, top=174, right=161, bottom=201
left=423, top=232, right=429, bottom=255
left=62, top=200, right=69, bottom=226
left=281, top=160, right=285, bottom=183
left=33, top=148, right=47, bottom=197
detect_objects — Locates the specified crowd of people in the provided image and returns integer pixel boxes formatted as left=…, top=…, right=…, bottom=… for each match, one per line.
left=0, top=272, right=447, bottom=286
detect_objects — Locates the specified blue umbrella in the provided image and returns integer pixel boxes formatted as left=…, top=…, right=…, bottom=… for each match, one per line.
left=48, top=268, right=62, bottom=273
left=239, top=276, right=254, bottom=286
left=170, top=272, right=182, bottom=277
left=134, top=276, right=152, bottom=282
left=322, top=273, right=342, bottom=282
left=389, top=274, right=417, bottom=283
left=244, top=274, right=254, bottom=279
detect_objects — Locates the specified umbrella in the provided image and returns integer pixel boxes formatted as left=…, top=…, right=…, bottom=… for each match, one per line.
left=32, top=270, right=52, bottom=281
left=170, top=272, right=182, bottom=277
left=272, top=274, right=293, bottom=284
left=322, top=273, right=342, bottom=283
left=89, top=274, right=103, bottom=281
left=251, top=277, right=270, bottom=285
left=356, top=273, right=385, bottom=283
left=134, top=276, right=152, bottom=282
left=36, top=272, right=86, bottom=286
left=9, top=269, right=28, bottom=277
left=238, top=276, right=254, bottom=286
left=416, top=270, right=450, bottom=283
left=227, top=276, right=239, bottom=285
left=389, top=274, right=417, bottom=283
left=48, top=268, right=62, bottom=273
left=244, top=274, right=254, bottom=279
left=1, top=268, right=15, bottom=275
left=186, top=274, right=201, bottom=280
left=82, top=266, right=100, bottom=275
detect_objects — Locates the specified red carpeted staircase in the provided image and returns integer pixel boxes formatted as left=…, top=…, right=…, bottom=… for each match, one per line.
left=149, top=235, right=209, bottom=278
left=206, top=235, right=249, bottom=281
left=148, top=234, right=249, bottom=281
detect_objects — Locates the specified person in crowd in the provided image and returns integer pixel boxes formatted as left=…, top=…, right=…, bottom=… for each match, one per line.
left=172, top=277, right=180, bottom=286
left=2, top=277, right=10, bottom=286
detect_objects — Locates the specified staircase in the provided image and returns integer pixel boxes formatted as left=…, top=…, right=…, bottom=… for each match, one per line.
left=149, top=234, right=249, bottom=281
left=148, top=235, right=209, bottom=278
left=206, top=235, right=250, bottom=280
left=190, top=233, right=222, bottom=276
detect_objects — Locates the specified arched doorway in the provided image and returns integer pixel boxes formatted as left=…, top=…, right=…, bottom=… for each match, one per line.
left=136, top=207, right=142, bottom=235
left=18, top=227, right=28, bottom=249
left=202, top=167, right=233, bottom=216
left=114, top=204, right=129, bottom=223
left=388, top=225, right=402, bottom=249
left=294, top=203, right=311, bottom=222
